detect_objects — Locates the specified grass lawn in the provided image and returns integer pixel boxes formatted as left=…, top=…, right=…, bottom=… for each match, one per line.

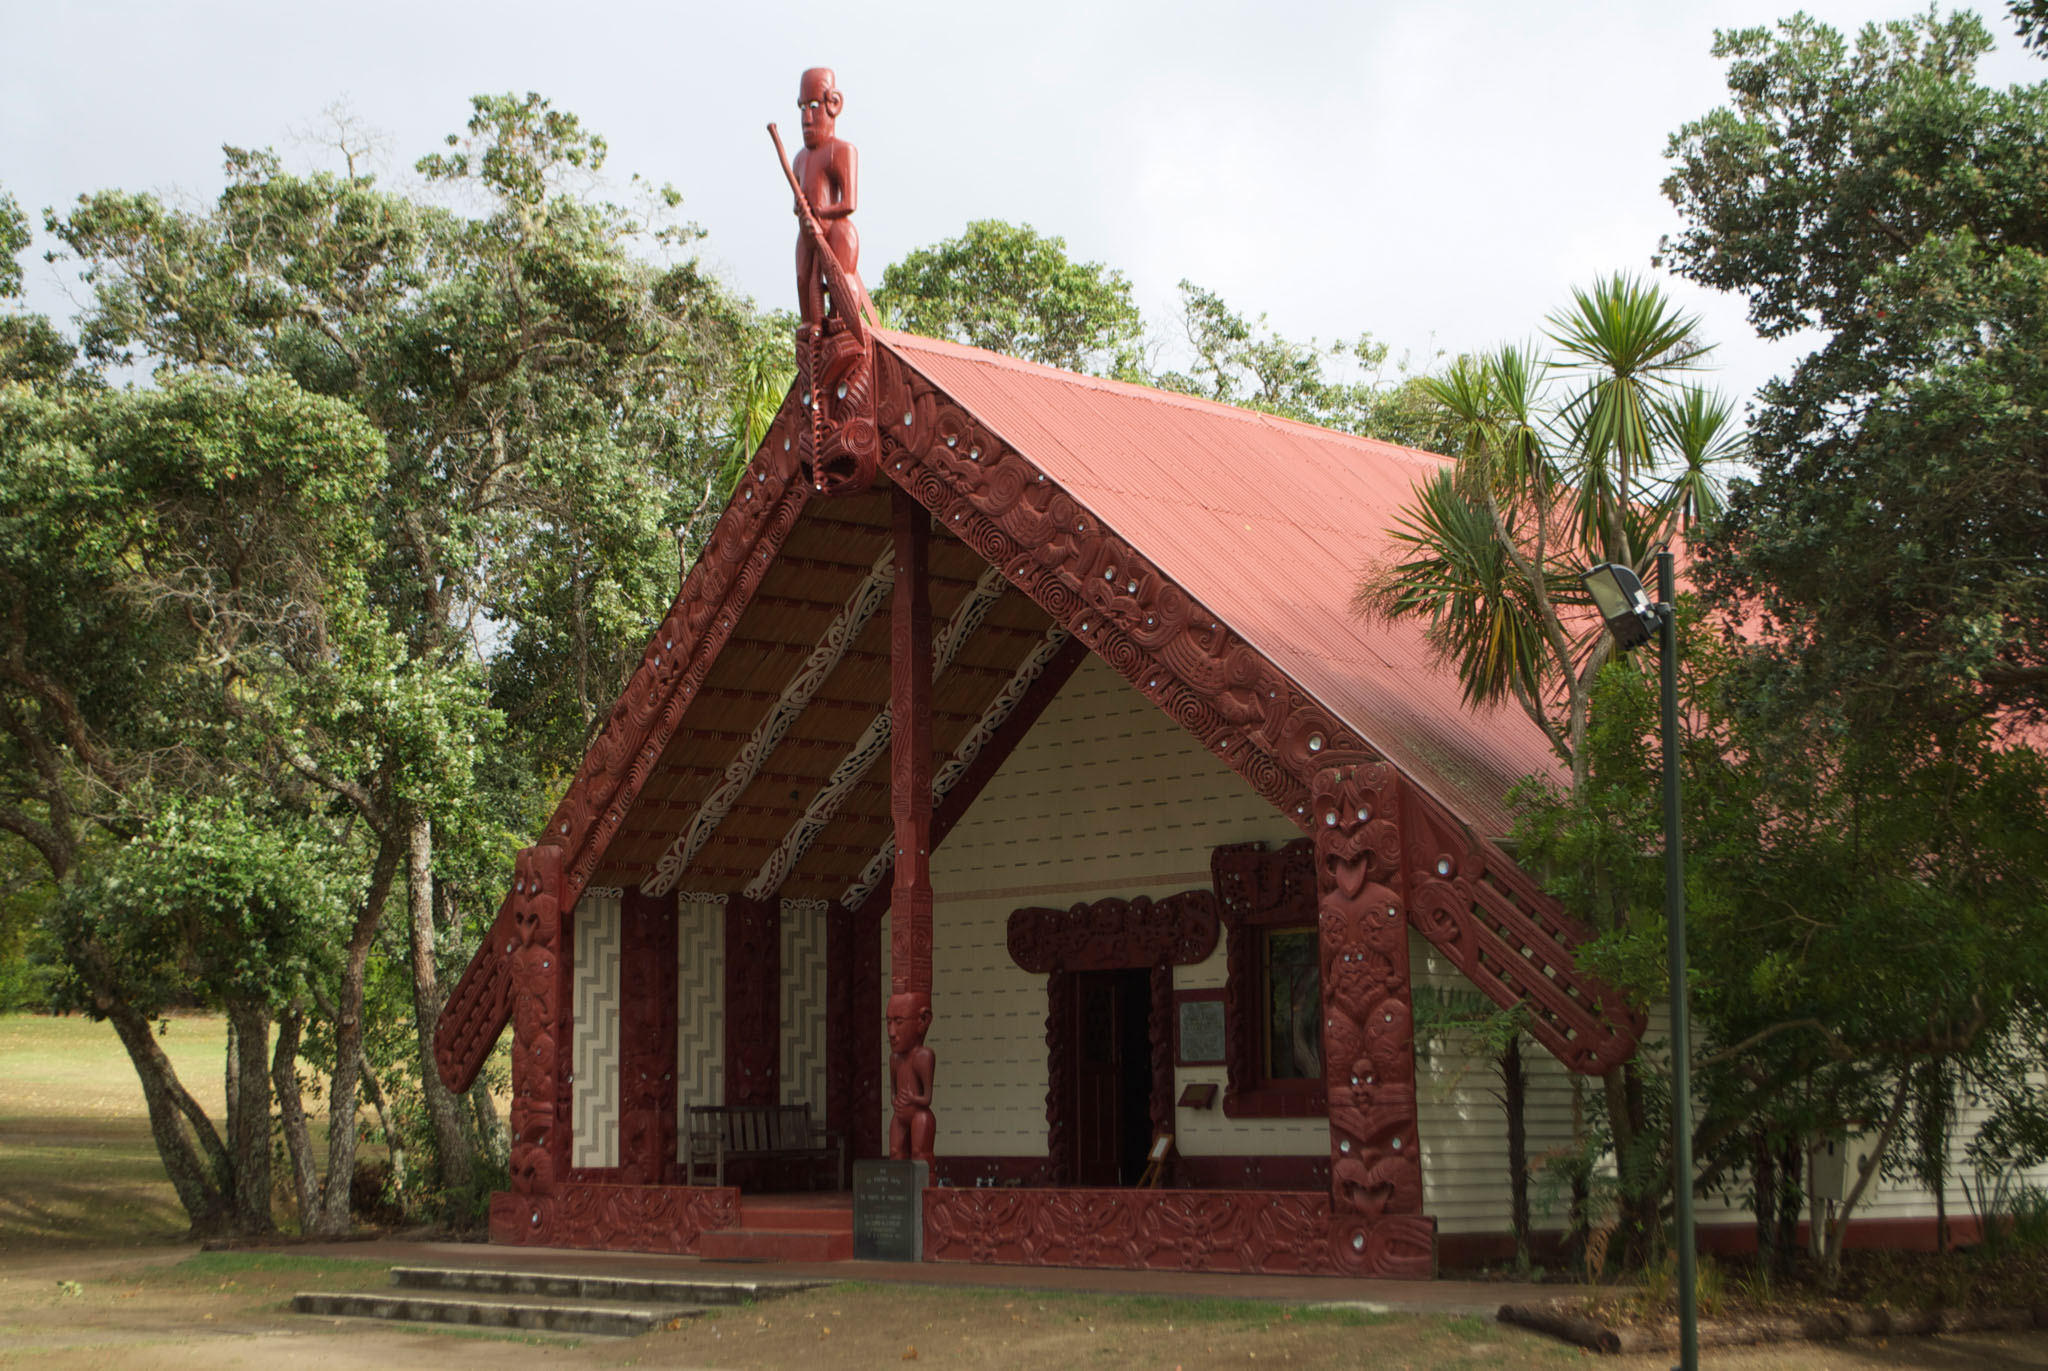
left=0, top=1011, right=225, bottom=1252
left=3, top=1010, right=2046, bottom=1369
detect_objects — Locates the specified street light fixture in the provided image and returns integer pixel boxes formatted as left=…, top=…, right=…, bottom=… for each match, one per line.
left=1580, top=548, right=1699, bottom=1371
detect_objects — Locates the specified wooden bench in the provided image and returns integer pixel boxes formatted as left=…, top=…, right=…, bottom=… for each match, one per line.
left=683, top=1103, right=845, bottom=1189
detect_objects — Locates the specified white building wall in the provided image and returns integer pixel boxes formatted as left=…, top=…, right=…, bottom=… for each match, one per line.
left=865, top=651, right=2042, bottom=1234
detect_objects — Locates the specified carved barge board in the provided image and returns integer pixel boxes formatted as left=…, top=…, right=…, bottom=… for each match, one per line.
left=869, top=339, right=1643, bottom=1075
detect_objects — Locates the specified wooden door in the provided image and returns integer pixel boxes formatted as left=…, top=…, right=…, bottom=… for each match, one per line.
left=1072, top=971, right=1122, bottom=1186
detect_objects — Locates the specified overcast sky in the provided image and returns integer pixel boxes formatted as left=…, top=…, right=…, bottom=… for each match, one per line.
left=5, top=0, right=2040, bottom=407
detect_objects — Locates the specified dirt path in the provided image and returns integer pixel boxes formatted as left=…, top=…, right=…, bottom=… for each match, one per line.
left=2, top=1247, right=2047, bottom=1371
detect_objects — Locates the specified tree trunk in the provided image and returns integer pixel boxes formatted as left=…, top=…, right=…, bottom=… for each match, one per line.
left=1753, top=1131, right=1778, bottom=1274
left=272, top=1004, right=321, bottom=1229
left=1773, top=1136, right=1802, bottom=1272
left=223, top=1000, right=275, bottom=1234
left=311, top=836, right=400, bottom=1237
left=104, top=1002, right=235, bottom=1237
left=406, top=810, right=474, bottom=1191
left=1503, top=1033, right=1531, bottom=1275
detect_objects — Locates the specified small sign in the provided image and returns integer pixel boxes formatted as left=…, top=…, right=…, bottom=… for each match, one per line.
left=852, top=1158, right=926, bottom=1262
left=1176, top=994, right=1227, bottom=1065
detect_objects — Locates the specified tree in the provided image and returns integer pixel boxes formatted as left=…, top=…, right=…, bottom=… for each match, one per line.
left=874, top=219, right=1143, bottom=376
left=1662, top=9, right=2048, bottom=738
left=1355, top=277, right=1738, bottom=792
left=1656, top=9, right=2048, bottom=1282
left=0, top=367, right=391, bottom=1237
left=1352, top=276, right=1740, bottom=1262
left=1513, top=613, right=2048, bottom=1285
left=40, top=93, right=770, bottom=1223
left=1154, top=281, right=1446, bottom=446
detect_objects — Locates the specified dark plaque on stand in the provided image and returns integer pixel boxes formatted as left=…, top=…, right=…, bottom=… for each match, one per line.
left=852, top=1158, right=926, bottom=1261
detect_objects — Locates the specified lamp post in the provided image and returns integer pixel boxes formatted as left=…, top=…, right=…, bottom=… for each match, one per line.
left=1581, top=548, right=1698, bottom=1371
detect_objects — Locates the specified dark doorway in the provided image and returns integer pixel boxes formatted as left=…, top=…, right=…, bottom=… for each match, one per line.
left=1070, top=967, right=1154, bottom=1186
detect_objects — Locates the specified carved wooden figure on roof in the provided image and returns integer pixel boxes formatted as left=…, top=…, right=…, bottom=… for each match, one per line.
left=771, top=67, right=880, bottom=497
left=792, top=67, right=863, bottom=327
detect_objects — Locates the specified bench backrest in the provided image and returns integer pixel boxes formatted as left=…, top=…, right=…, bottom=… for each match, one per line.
left=687, top=1102, right=814, bottom=1151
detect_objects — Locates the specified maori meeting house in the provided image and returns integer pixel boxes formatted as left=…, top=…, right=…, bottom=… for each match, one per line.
left=432, top=73, right=1989, bottom=1277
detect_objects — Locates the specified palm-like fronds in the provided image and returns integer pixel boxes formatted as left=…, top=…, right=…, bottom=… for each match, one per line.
left=1547, top=274, right=1712, bottom=562
left=1652, top=383, right=1743, bottom=530
left=1354, top=468, right=1550, bottom=710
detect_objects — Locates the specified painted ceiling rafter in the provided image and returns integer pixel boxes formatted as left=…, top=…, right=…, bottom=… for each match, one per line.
left=641, top=543, right=896, bottom=898
left=741, top=561, right=1010, bottom=903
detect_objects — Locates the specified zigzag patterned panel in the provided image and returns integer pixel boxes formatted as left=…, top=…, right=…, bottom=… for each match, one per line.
left=780, top=899, right=830, bottom=1110
left=676, top=896, right=726, bottom=1127
left=571, top=890, right=622, bottom=1168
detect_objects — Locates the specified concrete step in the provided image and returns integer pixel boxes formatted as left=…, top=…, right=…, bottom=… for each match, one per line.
left=697, top=1226, right=855, bottom=1262
left=389, top=1265, right=824, bottom=1305
left=290, top=1289, right=705, bottom=1338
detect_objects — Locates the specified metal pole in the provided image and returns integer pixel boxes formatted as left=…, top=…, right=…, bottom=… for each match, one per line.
left=1659, top=547, right=1699, bottom=1371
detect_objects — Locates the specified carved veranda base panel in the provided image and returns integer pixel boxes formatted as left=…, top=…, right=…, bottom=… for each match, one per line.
left=923, top=1187, right=1435, bottom=1279
left=489, top=1183, right=739, bottom=1255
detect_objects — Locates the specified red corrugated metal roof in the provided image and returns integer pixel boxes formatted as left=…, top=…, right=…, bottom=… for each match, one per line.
left=881, top=329, right=1567, bottom=839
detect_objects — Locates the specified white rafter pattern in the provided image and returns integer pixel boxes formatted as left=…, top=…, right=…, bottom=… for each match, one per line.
left=640, top=546, right=896, bottom=898
left=840, top=625, right=1071, bottom=911
left=742, top=564, right=1010, bottom=902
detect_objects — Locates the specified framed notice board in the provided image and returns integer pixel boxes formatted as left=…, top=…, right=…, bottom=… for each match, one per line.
left=1174, top=989, right=1227, bottom=1067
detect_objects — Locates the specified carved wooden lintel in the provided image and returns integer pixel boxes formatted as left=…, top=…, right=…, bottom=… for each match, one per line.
left=1006, top=891, right=1219, bottom=975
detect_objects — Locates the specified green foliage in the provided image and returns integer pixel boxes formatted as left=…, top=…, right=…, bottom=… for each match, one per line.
left=1664, top=10, right=2048, bottom=734
left=1153, top=281, right=1431, bottom=441
left=876, top=219, right=1144, bottom=377
left=0, top=187, right=26, bottom=301
left=1356, top=280, right=1741, bottom=774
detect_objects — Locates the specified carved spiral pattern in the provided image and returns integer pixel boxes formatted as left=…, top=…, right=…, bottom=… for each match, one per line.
left=923, top=1187, right=1433, bottom=1279
left=491, top=1183, right=738, bottom=1255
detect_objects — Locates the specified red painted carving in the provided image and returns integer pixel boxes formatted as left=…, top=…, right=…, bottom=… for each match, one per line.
left=1014, top=893, right=1197, bottom=1187
left=618, top=888, right=679, bottom=1185
left=725, top=895, right=781, bottom=1108
left=1310, top=763, right=1425, bottom=1229
left=1042, top=972, right=1074, bottom=1186
left=886, top=991, right=935, bottom=1164
left=1005, top=891, right=1219, bottom=974
left=1402, top=789, right=1644, bottom=1072
left=869, top=340, right=1640, bottom=1078
left=771, top=68, right=878, bottom=497
left=489, top=1182, right=738, bottom=1255
left=1210, top=839, right=1326, bottom=1119
left=435, top=401, right=811, bottom=1093
left=506, top=846, right=568, bottom=1198
left=924, top=1187, right=1434, bottom=1278
left=887, top=488, right=936, bottom=1158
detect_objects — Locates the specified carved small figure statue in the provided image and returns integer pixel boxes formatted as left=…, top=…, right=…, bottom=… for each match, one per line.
left=886, top=990, right=936, bottom=1163
left=792, top=66, right=863, bottom=328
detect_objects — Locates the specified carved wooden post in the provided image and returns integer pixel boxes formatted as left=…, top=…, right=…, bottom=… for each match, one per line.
left=508, top=845, right=568, bottom=1199
left=619, top=887, right=680, bottom=1184
left=888, top=485, right=936, bottom=1162
left=1311, top=763, right=1436, bottom=1277
left=725, top=894, right=781, bottom=1108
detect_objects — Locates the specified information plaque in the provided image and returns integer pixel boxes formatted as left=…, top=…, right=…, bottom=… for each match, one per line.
left=1177, top=996, right=1227, bottom=1065
left=852, top=1158, right=926, bottom=1261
